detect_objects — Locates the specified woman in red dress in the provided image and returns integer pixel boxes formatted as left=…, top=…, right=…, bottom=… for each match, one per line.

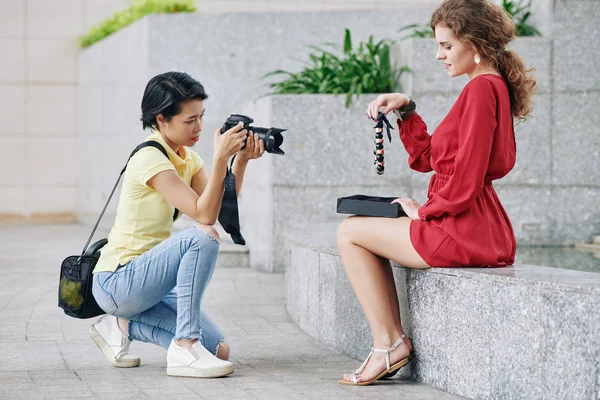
left=338, top=0, right=536, bottom=386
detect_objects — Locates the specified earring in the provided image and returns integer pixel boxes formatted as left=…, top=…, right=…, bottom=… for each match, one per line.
left=474, top=54, right=481, bottom=64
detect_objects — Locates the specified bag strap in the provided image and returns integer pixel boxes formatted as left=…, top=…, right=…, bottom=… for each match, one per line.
left=81, top=141, right=179, bottom=256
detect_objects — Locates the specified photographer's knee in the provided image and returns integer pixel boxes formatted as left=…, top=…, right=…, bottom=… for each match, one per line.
left=196, top=225, right=220, bottom=243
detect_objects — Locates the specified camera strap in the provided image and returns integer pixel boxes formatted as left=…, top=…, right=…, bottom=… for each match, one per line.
left=217, top=154, right=246, bottom=245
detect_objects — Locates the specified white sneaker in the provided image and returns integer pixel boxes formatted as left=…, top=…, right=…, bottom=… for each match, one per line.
left=88, top=315, right=141, bottom=368
left=167, top=340, right=233, bottom=378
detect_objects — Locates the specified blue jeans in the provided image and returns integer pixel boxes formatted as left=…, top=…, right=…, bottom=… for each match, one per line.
left=92, top=227, right=225, bottom=354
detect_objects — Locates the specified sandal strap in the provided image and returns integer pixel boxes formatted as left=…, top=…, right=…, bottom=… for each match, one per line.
left=389, top=334, right=406, bottom=353
left=355, top=348, right=375, bottom=375
left=347, top=335, right=409, bottom=383
left=371, top=335, right=407, bottom=370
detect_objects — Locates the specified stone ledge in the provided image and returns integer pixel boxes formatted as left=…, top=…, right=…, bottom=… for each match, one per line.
left=285, top=224, right=600, bottom=399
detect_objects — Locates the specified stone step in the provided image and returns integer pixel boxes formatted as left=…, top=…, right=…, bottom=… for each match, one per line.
left=575, top=242, right=600, bottom=253
left=285, top=224, right=600, bottom=400
left=216, top=241, right=249, bottom=268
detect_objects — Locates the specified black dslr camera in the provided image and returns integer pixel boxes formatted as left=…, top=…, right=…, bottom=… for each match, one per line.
left=221, top=114, right=286, bottom=155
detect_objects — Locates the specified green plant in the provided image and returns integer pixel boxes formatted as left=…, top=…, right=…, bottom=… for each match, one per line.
left=78, top=0, right=197, bottom=48
left=398, top=23, right=433, bottom=40
left=264, top=29, right=408, bottom=108
left=503, top=0, right=541, bottom=36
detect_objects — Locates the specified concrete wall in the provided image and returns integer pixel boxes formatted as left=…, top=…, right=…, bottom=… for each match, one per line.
left=199, top=0, right=439, bottom=12
left=239, top=95, right=415, bottom=272
left=0, top=0, right=438, bottom=223
left=240, top=1, right=600, bottom=271
left=75, top=7, right=436, bottom=230
left=0, top=0, right=131, bottom=222
left=1, top=0, right=568, bottom=223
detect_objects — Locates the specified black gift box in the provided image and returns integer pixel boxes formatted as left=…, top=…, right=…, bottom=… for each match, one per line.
left=336, top=195, right=407, bottom=218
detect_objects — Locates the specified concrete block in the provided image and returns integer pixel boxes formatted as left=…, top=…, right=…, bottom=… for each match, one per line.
left=0, top=85, right=25, bottom=134
left=317, top=252, right=341, bottom=348
left=239, top=95, right=412, bottom=272
left=548, top=186, right=600, bottom=245
left=541, top=290, right=600, bottom=400
left=495, top=186, right=553, bottom=245
left=508, top=37, right=552, bottom=94
left=148, top=9, right=435, bottom=121
left=0, top=137, right=26, bottom=185
left=489, top=283, right=546, bottom=400
left=0, top=0, right=25, bottom=38
left=27, top=38, right=77, bottom=83
left=26, top=0, right=84, bottom=38
left=443, top=277, right=495, bottom=399
left=0, top=39, right=25, bottom=82
left=27, top=86, right=76, bottom=135
left=552, top=91, right=600, bottom=187
left=27, top=136, right=76, bottom=186
left=553, top=0, right=600, bottom=92
left=285, top=230, right=600, bottom=399
left=500, top=93, right=552, bottom=185
left=406, top=270, right=450, bottom=390
left=78, top=43, right=104, bottom=85
left=528, top=0, right=553, bottom=38
left=0, top=188, right=26, bottom=214
left=394, top=39, right=469, bottom=95
left=268, top=95, right=412, bottom=187
left=26, top=187, right=77, bottom=215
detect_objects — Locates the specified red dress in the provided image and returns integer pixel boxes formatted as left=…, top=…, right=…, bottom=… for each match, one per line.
left=399, top=74, right=517, bottom=267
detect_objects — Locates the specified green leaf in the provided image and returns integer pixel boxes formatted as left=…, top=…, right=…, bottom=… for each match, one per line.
left=503, top=0, right=541, bottom=36
left=78, top=0, right=197, bottom=48
left=343, top=29, right=352, bottom=54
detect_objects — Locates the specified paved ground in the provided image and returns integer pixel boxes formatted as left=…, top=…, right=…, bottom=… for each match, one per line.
left=0, top=224, right=463, bottom=400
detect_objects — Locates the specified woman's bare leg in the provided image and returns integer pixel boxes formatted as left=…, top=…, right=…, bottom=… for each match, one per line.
left=377, top=255, right=404, bottom=335
left=337, top=216, right=429, bottom=383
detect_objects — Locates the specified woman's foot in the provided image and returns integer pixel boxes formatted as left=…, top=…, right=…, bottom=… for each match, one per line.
left=88, top=315, right=141, bottom=368
left=341, top=334, right=412, bottom=385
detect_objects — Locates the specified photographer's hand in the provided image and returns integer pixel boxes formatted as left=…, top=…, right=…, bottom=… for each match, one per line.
left=232, top=131, right=265, bottom=196
left=214, top=122, right=248, bottom=161
left=367, top=93, right=411, bottom=121
left=392, top=197, right=421, bottom=220
left=238, top=132, right=266, bottom=162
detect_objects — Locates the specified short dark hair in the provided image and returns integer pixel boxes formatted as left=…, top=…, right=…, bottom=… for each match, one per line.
left=140, top=71, right=208, bottom=130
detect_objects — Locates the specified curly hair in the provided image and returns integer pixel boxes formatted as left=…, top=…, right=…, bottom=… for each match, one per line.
left=431, top=0, right=536, bottom=121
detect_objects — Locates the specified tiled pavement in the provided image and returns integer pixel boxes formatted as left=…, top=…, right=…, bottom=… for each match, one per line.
left=0, top=224, right=463, bottom=400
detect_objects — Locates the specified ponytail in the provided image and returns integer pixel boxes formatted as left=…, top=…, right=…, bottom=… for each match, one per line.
left=497, top=50, right=536, bottom=122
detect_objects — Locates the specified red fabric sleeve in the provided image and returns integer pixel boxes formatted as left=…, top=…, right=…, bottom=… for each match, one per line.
left=418, top=78, right=497, bottom=221
left=398, top=113, right=433, bottom=173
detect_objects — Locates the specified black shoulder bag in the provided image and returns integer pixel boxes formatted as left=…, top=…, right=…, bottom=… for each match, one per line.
left=58, top=141, right=179, bottom=319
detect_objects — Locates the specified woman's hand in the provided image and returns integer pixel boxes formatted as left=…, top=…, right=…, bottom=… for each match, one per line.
left=367, top=93, right=411, bottom=121
left=237, top=132, right=266, bottom=162
left=392, top=197, right=421, bottom=221
left=214, top=122, right=248, bottom=160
